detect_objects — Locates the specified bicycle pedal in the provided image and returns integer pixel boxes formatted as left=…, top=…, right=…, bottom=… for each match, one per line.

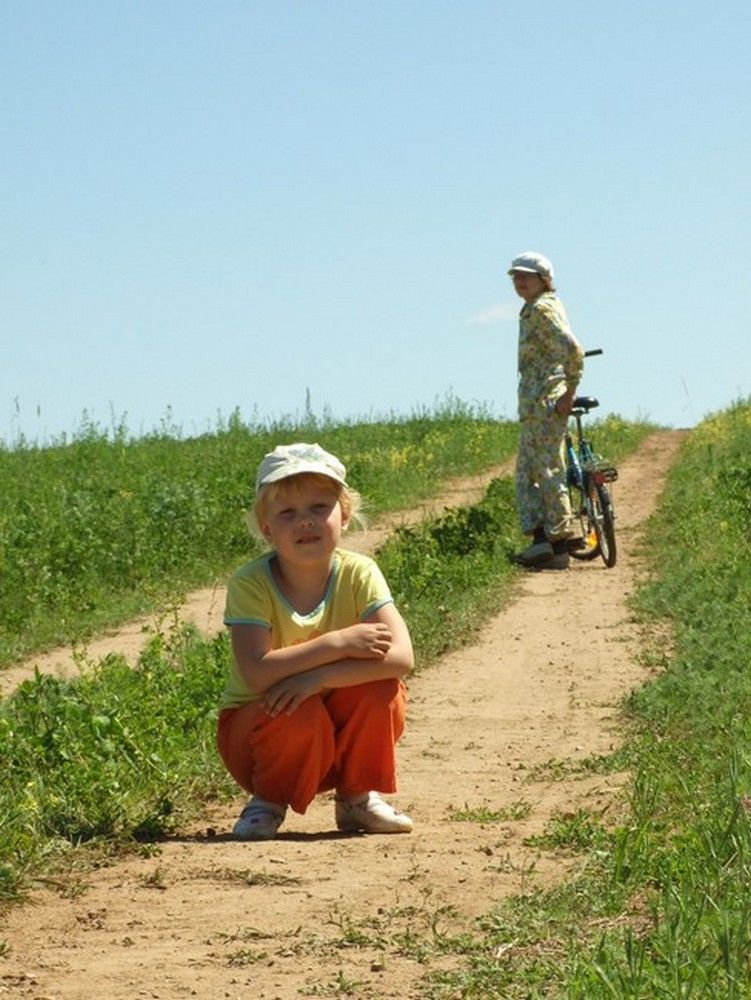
left=567, top=537, right=586, bottom=552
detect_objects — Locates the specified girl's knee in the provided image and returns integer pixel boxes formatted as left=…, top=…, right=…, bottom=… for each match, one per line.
left=356, top=678, right=404, bottom=704
left=378, top=678, right=405, bottom=706
left=326, top=679, right=406, bottom=719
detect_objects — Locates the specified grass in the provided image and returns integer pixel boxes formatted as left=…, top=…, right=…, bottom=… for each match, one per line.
left=0, top=407, right=652, bottom=911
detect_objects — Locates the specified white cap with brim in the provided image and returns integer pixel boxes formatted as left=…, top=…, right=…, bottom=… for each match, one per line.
left=508, top=251, right=554, bottom=280
left=255, top=442, right=347, bottom=492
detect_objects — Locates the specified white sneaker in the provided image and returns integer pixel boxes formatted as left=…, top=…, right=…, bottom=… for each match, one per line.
left=232, top=797, right=287, bottom=841
left=335, top=792, right=413, bottom=834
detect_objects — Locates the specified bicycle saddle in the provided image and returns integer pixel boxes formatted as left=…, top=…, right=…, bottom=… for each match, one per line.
left=573, top=396, right=599, bottom=412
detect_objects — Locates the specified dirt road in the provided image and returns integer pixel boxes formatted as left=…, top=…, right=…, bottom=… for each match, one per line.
left=0, top=430, right=685, bottom=1000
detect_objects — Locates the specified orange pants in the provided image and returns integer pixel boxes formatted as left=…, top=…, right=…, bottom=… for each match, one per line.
left=217, top=679, right=407, bottom=815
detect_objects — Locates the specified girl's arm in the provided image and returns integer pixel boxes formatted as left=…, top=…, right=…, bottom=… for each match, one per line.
left=260, top=602, right=414, bottom=717
left=230, top=602, right=412, bottom=697
left=311, top=602, right=413, bottom=687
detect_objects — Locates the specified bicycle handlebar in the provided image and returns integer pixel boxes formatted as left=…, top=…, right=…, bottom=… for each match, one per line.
left=584, top=348, right=603, bottom=357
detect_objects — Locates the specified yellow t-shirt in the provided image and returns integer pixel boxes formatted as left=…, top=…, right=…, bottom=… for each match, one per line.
left=220, top=547, right=394, bottom=709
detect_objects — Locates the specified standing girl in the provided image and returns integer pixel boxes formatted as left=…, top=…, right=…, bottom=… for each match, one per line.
left=217, top=442, right=414, bottom=840
left=509, top=251, right=584, bottom=570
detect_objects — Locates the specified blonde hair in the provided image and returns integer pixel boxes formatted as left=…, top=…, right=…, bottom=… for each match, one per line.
left=247, top=472, right=365, bottom=544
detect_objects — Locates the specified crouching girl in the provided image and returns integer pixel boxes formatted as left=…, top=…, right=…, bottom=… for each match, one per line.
left=217, top=442, right=414, bottom=841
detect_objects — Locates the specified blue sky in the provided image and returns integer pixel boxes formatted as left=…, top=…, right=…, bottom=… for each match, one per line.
left=2, top=0, right=749, bottom=444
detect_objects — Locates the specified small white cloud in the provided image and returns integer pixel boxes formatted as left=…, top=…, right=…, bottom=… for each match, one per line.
left=467, top=303, right=518, bottom=325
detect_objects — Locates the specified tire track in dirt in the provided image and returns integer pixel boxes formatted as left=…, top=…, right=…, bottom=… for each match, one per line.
left=0, top=432, right=686, bottom=1000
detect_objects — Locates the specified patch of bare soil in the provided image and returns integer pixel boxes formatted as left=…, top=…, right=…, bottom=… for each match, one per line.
left=0, top=432, right=686, bottom=1000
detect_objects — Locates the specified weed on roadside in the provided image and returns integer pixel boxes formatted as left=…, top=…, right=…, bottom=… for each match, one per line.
left=523, top=808, right=612, bottom=854
left=524, top=748, right=630, bottom=783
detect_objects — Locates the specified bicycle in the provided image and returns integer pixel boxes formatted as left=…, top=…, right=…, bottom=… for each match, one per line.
left=565, top=349, right=618, bottom=568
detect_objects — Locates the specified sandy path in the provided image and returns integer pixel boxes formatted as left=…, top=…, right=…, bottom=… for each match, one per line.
left=0, top=431, right=685, bottom=1000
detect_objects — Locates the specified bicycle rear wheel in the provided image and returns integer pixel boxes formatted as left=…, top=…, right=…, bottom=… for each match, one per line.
left=569, top=482, right=601, bottom=561
left=592, top=480, right=617, bottom=567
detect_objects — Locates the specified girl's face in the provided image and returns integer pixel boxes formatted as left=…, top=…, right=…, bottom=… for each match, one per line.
left=511, top=270, right=546, bottom=303
left=259, top=474, right=346, bottom=567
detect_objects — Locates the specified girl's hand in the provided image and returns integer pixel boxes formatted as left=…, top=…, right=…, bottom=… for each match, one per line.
left=555, top=389, right=576, bottom=417
left=263, top=673, right=323, bottom=717
left=337, top=622, right=392, bottom=659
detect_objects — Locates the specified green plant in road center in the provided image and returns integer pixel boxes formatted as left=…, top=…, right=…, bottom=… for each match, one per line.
left=448, top=801, right=532, bottom=823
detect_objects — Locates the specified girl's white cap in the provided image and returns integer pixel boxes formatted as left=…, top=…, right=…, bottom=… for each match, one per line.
left=508, top=251, right=554, bottom=279
left=255, top=442, right=347, bottom=492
